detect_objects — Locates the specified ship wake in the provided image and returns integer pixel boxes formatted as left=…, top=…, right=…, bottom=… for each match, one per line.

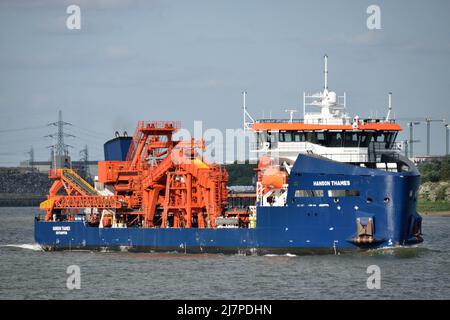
left=1, top=243, right=43, bottom=251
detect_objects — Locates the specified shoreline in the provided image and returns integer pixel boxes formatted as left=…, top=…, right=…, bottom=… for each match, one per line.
left=420, top=211, right=450, bottom=217
left=1, top=196, right=450, bottom=217
left=0, top=196, right=44, bottom=207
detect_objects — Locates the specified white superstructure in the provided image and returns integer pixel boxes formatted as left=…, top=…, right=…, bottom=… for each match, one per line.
left=245, top=55, right=402, bottom=167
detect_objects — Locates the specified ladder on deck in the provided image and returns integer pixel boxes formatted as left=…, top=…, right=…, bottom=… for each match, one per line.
left=62, top=169, right=97, bottom=196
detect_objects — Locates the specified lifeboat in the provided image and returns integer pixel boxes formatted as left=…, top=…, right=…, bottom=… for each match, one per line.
left=261, top=167, right=287, bottom=189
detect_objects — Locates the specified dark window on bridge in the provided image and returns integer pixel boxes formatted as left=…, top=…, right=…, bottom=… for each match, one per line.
left=279, top=131, right=292, bottom=142
left=372, top=132, right=385, bottom=143
left=306, top=132, right=316, bottom=144
left=279, top=131, right=306, bottom=142
left=358, top=132, right=372, bottom=147
left=293, top=131, right=306, bottom=142
left=370, top=132, right=397, bottom=149
left=328, top=132, right=344, bottom=147
left=277, top=130, right=397, bottom=149
left=343, top=132, right=359, bottom=148
left=304, top=132, right=327, bottom=145
left=329, top=132, right=372, bottom=148
left=385, top=132, right=398, bottom=149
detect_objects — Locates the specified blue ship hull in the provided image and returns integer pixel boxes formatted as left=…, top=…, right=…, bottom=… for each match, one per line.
left=34, top=154, right=423, bottom=253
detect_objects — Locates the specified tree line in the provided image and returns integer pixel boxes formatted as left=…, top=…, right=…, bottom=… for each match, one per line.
left=418, top=156, right=450, bottom=182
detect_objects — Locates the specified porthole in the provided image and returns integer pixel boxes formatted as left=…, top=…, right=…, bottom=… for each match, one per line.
left=366, top=197, right=373, bottom=204
left=333, top=198, right=339, bottom=203
left=384, top=197, right=390, bottom=204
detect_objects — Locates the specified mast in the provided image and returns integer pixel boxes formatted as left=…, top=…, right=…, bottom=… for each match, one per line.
left=324, top=54, right=328, bottom=90
left=242, top=91, right=254, bottom=131
left=243, top=91, right=246, bottom=130
left=285, top=109, right=298, bottom=123
left=386, top=92, right=392, bottom=121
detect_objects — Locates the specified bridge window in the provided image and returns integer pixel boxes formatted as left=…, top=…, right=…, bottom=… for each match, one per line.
left=359, top=133, right=371, bottom=147
left=295, top=190, right=324, bottom=197
left=370, top=132, right=397, bottom=149
left=276, top=130, right=397, bottom=148
left=279, top=132, right=291, bottom=142
left=343, top=132, right=359, bottom=148
left=306, top=132, right=315, bottom=143
left=385, top=132, right=397, bottom=149
left=328, top=132, right=371, bottom=148
left=328, top=132, right=343, bottom=147
left=279, top=131, right=307, bottom=142
left=293, top=131, right=306, bottom=142
left=372, top=133, right=385, bottom=143
left=317, top=132, right=326, bottom=144
left=305, top=132, right=327, bottom=145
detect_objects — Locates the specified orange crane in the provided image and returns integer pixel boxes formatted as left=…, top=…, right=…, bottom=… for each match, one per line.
left=41, top=121, right=229, bottom=229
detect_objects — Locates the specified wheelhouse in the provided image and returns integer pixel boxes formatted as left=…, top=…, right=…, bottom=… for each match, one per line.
left=255, top=126, right=399, bottom=149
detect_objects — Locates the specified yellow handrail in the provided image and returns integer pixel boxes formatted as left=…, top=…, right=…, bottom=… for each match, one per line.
left=62, top=169, right=96, bottom=193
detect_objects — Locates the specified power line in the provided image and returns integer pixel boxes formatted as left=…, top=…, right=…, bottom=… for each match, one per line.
left=0, top=151, right=30, bottom=156
left=45, top=110, right=74, bottom=157
left=65, top=127, right=107, bottom=142
left=70, top=124, right=112, bottom=138
left=0, top=125, right=47, bottom=133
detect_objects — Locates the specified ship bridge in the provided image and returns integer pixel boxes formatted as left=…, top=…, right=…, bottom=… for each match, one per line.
left=243, top=55, right=403, bottom=165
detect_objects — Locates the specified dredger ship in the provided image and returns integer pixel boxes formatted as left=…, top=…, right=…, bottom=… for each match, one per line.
left=34, top=56, right=423, bottom=253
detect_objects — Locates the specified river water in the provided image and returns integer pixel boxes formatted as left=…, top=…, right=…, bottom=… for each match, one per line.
left=0, top=207, right=449, bottom=299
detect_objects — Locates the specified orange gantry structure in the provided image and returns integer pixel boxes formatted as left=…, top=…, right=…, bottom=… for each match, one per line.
left=41, top=121, right=229, bottom=229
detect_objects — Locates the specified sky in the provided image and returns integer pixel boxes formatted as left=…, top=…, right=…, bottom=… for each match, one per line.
left=0, top=0, right=449, bottom=165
